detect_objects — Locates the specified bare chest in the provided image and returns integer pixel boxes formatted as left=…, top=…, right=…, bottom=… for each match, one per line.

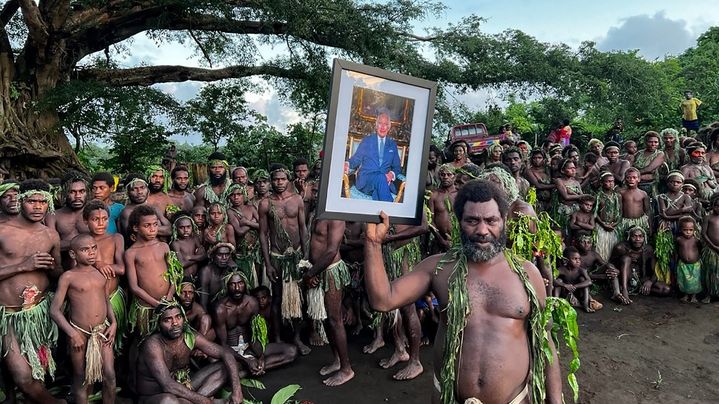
left=466, top=273, right=530, bottom=320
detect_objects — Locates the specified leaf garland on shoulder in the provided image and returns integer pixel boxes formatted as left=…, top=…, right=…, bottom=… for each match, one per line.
left=444, top=196, right=461, bottom=248
left=544, top=296, right=581, bottom=402
left=165, top=251, right=185, bottom=292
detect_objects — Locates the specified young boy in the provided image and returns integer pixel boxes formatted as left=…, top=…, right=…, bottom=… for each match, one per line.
left=83, top=201, right=126, bottom=352
left=620, top=168, right=651, bottom=237
left=170, top=215, right=206, bottom=279
left=595, top=172, right=623, bottom=261
left=251, top=286, right=276, bottom=342
left=125, top=205, right=175, bottom=337
left=701, top=193, right=719, bottom=303
left=682, top=180, right=705, bottom=222
left=676, top=216, right=702, bottom=303
left=569, top=195, right=595, bottom=243
left=553, top=247, right=594, bottom=313
left=50, top=234, right=116, bottom=404
left=191, top=205, right=207, bottom=234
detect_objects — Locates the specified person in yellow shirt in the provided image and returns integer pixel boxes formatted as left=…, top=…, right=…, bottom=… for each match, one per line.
left=680, top=91, right=703, bottom=133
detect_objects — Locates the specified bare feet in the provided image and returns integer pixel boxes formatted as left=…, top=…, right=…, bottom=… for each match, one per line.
left=379, top=350, right=409, bottom=369
left=295, top=339, right=312, bottom=356
left=363, top=338, right=385, bottom=354
left=583, top=305, right=595, bottom=313
left=393, top=359, right=423, bottom=380
left=421, top=336, right=430, bottom=346
left=680, top=295, right=690, bottom=303
left=702, top=296, right=711, bottom=304
left=689, top=295, right=699, bottom=303
left=310, top=330, right=327, bottom=347
left=323, top=368, right=355, bottom=386
left=320, top=359, right=341, bottom=376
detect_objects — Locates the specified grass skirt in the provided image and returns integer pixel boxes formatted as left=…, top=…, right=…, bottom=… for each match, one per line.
left=595, top=226, right=618, bottom=262
left=701, top=247, right=719, bottom=297
left=0, top=296, right=57, bottom=381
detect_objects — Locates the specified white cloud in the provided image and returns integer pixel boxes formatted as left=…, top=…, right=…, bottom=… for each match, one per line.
left=596, top=12, right=695, bottom=59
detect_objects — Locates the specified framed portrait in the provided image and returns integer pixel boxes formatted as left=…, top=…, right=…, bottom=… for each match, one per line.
left=317, top=59, right=437, bottom=225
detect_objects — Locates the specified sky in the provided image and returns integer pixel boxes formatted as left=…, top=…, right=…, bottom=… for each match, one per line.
left=105, top=1, right=719, bottom=144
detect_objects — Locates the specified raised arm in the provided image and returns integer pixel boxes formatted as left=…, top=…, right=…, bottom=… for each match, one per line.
left=364, top=212, right=435, bottom=311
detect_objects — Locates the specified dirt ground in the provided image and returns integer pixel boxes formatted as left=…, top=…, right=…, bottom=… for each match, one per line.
left=251, top=295, right=719, bottom=404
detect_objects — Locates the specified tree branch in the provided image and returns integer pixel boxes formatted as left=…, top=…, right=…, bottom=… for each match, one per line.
left=399, top=32, right=440, bottom=41
left=75, top=64, right=309, bottom=87
left=188, top=30, right=213, bottom=68
left=17, top=0, right=48, bottom=46
left=1, top=0, right=19, bottom=27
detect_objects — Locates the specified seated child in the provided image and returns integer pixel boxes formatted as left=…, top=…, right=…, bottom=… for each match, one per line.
left=553, top=247, right=594, bottom=313
left=569, top=195, right=595, bottom=243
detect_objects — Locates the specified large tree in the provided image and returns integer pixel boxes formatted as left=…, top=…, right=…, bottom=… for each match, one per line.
left=0, top=0, right=573, bottom=178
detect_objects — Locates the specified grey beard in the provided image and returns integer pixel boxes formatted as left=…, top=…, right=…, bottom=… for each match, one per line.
left=461, top=231, right=506, bottom=263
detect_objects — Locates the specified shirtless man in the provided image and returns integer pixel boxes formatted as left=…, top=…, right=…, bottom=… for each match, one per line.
left=364, top=180, right=562, bottom=403
left=50, top=234, right=116, bottom=404
left=523, top=150, right=554, bottom=213
left=232, top=166, right=255, bottom=201
left=681, top=142, right=718, bottom=200
left=46, top=173, right=89, bottom=269
left=613, top=227, right=671, bottom=304
left=502, top=147, right=530, bottom=200
left=258, top=166, right=309, bottom=354
left=303, top=181, right=354, bottom=386
left=170, top=215, right=206, bottom=279
left=177, top=281, right=214, bottom=341
left=213, top=272, right=297, bottom=378
left=194, top=152, right=233, bottom=208
left=83, top=200, right=126, bottom=351
left=620, top=168, right=652, bottom=237
left=428, top=164, right=458, bottom=253
left=0, top=180, right=20, bottom=223
left=145, top=166, right=174, bottom=215
left=0, top=180, right=64, bottom=402
left=135, top=301, right=243, bottom=404
left=125, top=205, right=176, bottom=337
left=168, top=166, right=195, bottom=212
left=118, top=175, right=171, bottom=241
left=199, top=243, right=237, bottom=309
left=603, top=142, right=630, bottom=185
left=91, top=172, right=123, bottom=235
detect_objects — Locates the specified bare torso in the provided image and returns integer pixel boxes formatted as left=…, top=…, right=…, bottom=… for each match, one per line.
left=676, top=237, right=700, bottom=263
left=429, top=255, right=534, bottom=402
left=620, top=188, right=648, bottom=219
left=61, top=269, right=109, bottom=330
left=127, top=241, right=170, bottom=305
left=146, top=192, right=174, bottom=217
left=0, top=222, right=58, bottom=306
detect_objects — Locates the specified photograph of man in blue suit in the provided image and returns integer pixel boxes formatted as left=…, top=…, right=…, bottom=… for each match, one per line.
left=344, top=108, right=402, bottom=202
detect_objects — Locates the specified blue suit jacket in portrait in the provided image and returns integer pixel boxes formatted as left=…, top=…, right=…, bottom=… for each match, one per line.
left=347, top=134, right=402, bottom=201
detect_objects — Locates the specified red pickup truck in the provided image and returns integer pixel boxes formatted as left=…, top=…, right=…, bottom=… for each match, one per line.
left=443, top=123, right=507, bottom=160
